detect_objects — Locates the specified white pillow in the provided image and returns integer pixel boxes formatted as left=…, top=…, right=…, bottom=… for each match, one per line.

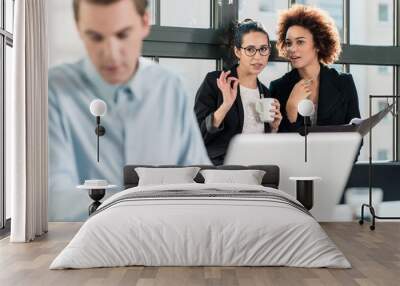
left=135, top=167, right=201, bottom=186
left=200, top=169, right=266, bottom=185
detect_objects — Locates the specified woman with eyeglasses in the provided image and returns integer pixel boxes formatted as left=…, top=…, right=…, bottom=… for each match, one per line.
left=194, top=19, right=282, bottom=165
left=270, top=5, right=361, bottom=132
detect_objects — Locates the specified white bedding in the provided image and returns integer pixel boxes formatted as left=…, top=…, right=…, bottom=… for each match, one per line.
left=50, top=183, right=351, bottom=269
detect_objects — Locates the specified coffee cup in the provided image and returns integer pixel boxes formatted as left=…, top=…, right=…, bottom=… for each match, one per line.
left=255, top=98, right=275, bottom=123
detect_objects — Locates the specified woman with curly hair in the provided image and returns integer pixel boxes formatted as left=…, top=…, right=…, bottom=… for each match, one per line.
left=270, top=4, right=361, bottom=132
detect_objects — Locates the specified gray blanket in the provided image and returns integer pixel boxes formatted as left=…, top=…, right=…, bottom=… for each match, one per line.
left=92, top=188, right=311, bottom=217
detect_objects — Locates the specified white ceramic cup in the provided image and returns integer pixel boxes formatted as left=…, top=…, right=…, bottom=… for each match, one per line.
left=255, top=98, right=275, bottom=123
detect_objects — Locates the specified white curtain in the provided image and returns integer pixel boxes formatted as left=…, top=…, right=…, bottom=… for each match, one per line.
left=7, top=0, right=48, bottom=242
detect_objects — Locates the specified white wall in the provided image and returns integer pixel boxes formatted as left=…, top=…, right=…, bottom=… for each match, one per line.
left=48, top=0, right=85, bottom=67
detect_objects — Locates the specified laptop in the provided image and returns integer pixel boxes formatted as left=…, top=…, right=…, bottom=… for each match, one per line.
left=224, top=132, right=362, bottom=221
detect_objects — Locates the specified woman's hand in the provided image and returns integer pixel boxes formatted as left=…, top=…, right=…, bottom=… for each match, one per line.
left=213, top=71, right=239, bottom=128
left=286, top=79, right=312, bottom=123
left=216, top=70, right=239, bottom=112
left=269, top=99, right=282, bottom=132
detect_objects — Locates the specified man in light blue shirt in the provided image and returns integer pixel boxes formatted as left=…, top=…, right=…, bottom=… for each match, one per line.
left=49, top=0, right=210, bottom=221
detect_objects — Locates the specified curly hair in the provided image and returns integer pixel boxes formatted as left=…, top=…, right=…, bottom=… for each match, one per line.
left=276, top=4, right=341, bottom=65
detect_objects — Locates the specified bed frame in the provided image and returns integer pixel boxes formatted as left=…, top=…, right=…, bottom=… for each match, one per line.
left=124, top=165, right=280, bottom=189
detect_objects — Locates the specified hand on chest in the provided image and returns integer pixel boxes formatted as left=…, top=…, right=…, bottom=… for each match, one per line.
left=307, top=80, right=319, bottom=103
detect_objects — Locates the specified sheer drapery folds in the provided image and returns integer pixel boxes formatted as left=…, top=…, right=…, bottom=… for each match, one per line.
left=7, top=0, right=48, bottom=242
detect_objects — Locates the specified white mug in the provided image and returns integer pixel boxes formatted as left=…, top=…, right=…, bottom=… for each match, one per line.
left=255, top=98, right=275, bottom=123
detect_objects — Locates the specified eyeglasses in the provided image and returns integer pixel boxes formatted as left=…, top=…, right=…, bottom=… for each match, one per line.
left=240, top=45, right=271, bottom=57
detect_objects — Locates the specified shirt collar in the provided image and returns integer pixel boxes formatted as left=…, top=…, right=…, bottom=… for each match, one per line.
left=82, top=57, right=148, bottom=105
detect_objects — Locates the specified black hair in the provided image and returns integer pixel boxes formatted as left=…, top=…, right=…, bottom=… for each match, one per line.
left=223, top=19, right=270, bottom=67
left=232, top=19, right=270, bottom=49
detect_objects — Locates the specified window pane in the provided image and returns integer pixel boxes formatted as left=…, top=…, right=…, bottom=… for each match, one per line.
left=143, top=56, right=156, bottom=62
left=330, top=63, right=345, bottom=73
left=238, top=0, right=289, bottom=41
left=0, top=1, right=2, bottom=29
left=296, top=0, right=344, bottom=42
left=350, top=0, right=393, bottom=45
left=258, top=62, right=289, bottom=88
left=158, top=58, right=216, bottom=108
left=148, top=0, right=156, bottom=25
left=5, top=44, right=13, bottom=219
left=6, top=0, right=15, bottom=33
left=350, top=65, right=394, bottom=162
left=160, top=0, right=210, bottom=28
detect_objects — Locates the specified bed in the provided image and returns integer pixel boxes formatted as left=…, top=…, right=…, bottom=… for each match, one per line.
left=50, top=165, right=350, bottom=269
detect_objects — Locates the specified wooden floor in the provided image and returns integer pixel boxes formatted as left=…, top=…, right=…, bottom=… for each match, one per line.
left=0, top=222, right=399, bottom=286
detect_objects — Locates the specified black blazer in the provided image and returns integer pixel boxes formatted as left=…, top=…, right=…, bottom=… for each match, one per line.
left=270, top=64, right=361, bottom=132
left=194, top=66, right=272, bottom=165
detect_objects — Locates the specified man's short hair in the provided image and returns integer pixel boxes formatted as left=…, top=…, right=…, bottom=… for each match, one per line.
left=73, top=0, right=148, bottom=21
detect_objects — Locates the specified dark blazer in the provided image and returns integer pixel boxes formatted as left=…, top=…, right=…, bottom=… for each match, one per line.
left=270, top=64, right=361, bottom=132
left=194, top=65, right=272, bottom=165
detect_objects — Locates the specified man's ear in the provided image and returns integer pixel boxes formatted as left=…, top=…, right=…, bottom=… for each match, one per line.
left=141, top=11, right=151, bottom=39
